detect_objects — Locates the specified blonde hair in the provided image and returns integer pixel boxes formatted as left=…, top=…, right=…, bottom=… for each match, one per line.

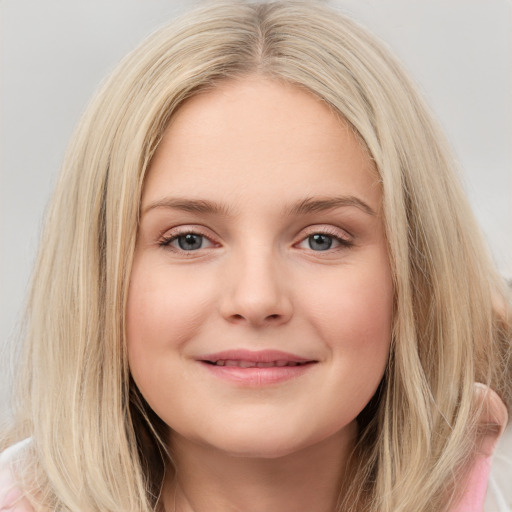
left=3, top=1, right=511, bottom=511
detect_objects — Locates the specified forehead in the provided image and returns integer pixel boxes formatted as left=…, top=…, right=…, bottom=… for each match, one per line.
left=144, top=77, right=381, bottom=212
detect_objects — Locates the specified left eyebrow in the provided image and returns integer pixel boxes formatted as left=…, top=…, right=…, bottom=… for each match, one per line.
left=286, top=196, right=376, bottom=217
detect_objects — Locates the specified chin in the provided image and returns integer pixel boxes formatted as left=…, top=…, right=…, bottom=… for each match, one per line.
left=196, top=423, right=332, bottom=460
left=219, top=438, right=309, bottom=459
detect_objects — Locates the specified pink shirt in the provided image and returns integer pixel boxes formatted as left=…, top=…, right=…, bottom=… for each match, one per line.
left=450, top=454, right=494, bottom=512
left=0, top=442, right=498, bottom=511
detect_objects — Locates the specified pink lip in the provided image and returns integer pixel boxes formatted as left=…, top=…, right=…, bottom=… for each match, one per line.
left=198, top=349, right=313, bottom=364
left=197, top=349, right=317, bottom=386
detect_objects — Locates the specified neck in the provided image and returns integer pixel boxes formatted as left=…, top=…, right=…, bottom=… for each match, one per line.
left=162, top=424, right=357, bottom=512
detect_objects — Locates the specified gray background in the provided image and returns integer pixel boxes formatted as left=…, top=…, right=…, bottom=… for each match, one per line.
left=1, top=0, right=511, bottom=436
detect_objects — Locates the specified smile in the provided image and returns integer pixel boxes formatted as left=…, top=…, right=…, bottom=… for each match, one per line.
left=205, top=360, right=308, bottom=367
left=197, top=350, right=317, bottom=386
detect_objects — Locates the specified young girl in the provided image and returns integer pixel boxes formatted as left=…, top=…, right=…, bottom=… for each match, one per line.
left=1, top=1, right=510, bottom=511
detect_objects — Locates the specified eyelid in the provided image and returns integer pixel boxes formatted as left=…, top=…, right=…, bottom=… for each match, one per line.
left=158, top=225, right=219, bottom=251
left=156, top=224, right=353, bottom=253
left=294, top=225, right=354, bottom=250
left=299, top=224, right=352, bottom=241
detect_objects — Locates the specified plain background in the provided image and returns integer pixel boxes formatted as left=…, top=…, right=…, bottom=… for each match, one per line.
left=1, top=2, right=511, bottom=493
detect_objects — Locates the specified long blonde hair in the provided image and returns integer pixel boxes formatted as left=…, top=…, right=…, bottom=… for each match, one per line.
left=3, top=1, right=511, bottom=511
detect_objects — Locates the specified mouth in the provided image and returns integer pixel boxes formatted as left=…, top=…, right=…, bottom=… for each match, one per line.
left=197, top=350, right=318, bottom=386
left=203, top=359, right=311, bottom=368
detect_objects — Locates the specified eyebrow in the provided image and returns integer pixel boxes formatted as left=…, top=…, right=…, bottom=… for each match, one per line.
left=142, top=198, right=232, bottom=216
left=142, top=195, right=376, bottom=217
left=286, top=196, right=376, bottom=217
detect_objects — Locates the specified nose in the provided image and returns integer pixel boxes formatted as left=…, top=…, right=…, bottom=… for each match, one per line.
left=219, top=248, right=293, bottom=327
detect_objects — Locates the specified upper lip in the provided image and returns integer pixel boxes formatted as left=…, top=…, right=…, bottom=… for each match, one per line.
left=197, top=349, right=316, bottom=365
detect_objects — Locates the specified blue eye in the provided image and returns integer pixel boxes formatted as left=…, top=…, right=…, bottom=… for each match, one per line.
left=160, top=231, right=215, bottom=252
left=175, top=233, right=204, bottom=251
left=296, top=230, right=353, bottom=252
left=308, top=234, right=333, bottom=251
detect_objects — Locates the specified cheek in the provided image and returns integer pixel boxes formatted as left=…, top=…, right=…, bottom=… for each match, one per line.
left=125, top=259, right=212, bottom=386
left=306, top=259, right=393, bottom=349
left=301, top=254, right=393, bottom=404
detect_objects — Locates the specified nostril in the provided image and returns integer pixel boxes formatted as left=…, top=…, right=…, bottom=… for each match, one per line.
left=221, top=294, right=293, bottom=326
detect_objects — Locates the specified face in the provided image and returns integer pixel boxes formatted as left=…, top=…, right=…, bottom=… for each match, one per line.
left=127, top=78, right=393, bottom=458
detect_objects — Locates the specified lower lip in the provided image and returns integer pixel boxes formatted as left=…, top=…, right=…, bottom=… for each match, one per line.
left=200, top=362, right=315, bottom=386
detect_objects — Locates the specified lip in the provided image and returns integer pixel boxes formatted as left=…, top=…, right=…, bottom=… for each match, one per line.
left=197, top=349, right=318, bottom=386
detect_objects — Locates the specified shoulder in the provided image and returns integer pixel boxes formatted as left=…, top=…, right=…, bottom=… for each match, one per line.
left=0, top=439, right=36, bottom=511
left=486, top=425, right=512, bottom=511
left=449, top=385, right=509, bottom=512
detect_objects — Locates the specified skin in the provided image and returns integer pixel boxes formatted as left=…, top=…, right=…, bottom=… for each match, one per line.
left=126, top=77, right=394, bottom=512
left=0, top=78, right=508, bottom=512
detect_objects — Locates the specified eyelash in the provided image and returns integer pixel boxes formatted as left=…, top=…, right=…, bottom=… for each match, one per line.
left=297, top=226, right=353, bottom=252
left=158, top=226, right=353, bottom=254
left=158, top=227, right=217, bottom=253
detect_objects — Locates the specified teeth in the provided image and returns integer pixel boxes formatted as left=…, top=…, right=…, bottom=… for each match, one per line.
left=256, top=362, right=274, bottom=368
left=212, top=360, right=306, bottom=367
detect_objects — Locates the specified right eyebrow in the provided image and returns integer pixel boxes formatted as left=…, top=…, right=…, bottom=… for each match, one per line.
left=141, top=197, right=232, bottom=216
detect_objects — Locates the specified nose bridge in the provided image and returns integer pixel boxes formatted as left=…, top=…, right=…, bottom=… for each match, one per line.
left=220, top=241, right=292, bottom=326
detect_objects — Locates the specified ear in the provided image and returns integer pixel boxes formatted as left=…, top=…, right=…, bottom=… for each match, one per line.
left=473, top=382, right=509, bottom=457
